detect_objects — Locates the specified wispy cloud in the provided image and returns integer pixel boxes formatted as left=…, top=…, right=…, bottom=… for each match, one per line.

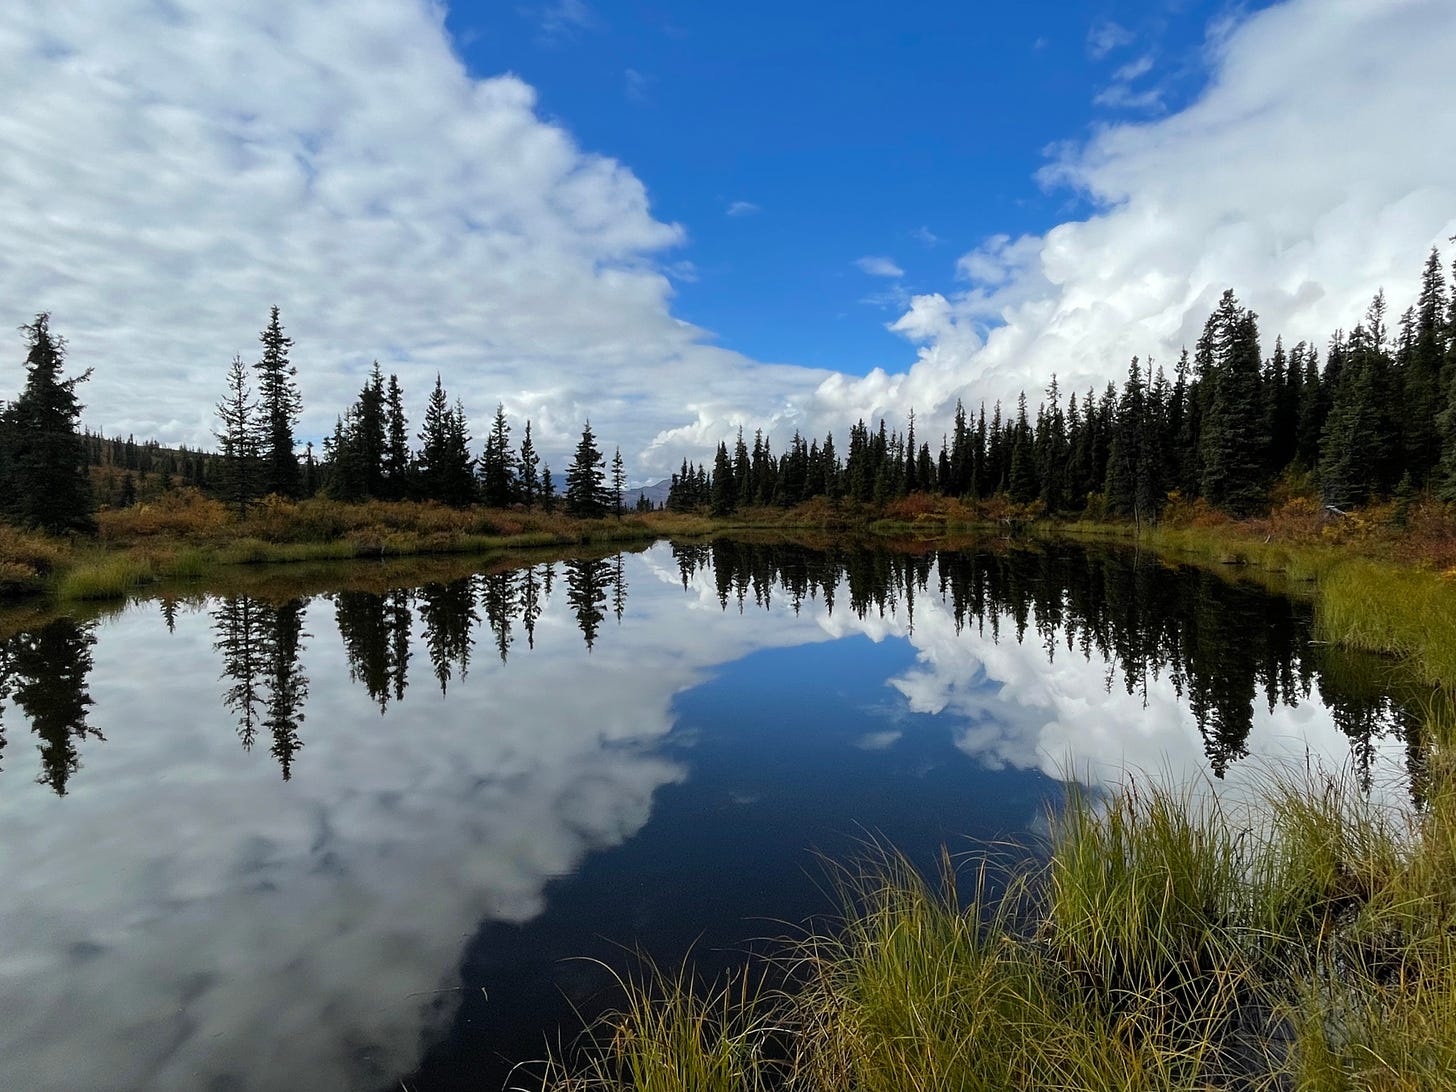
left=1113, top=53, right=1155, bottom=82
left=855, top=255, right=904, bottom=278
left=1093, top=82, right=1165, bottom=111
left=1095, top=53, right=1162, bottom=111
left=860, top=283, right=913, bottom=312
left=726, top=200, right=760, bottom=217
left=910, top=225, right=941, bottom=247
left=1087, top=19, right=1135, bottom=58
left=533, top=0, right=594, bottom=39
left=624, top=67, right=651, bottom=104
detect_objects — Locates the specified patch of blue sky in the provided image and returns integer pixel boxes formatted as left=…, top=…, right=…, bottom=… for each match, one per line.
left=441, top=1, right=1272, bottom=377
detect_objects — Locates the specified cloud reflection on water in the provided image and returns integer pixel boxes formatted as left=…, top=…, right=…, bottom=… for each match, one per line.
left=0, top=543, right=1413, bottom=1091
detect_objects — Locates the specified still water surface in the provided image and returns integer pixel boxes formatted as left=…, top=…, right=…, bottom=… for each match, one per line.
left=0, top=539, right=1417, bottom=1091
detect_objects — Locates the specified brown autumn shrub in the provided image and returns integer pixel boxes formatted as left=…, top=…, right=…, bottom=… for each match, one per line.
left=97, top=488, right=230, bottom=541
left=0, top=525, right=70, bottom=573
left=882, top=492, right=944, bottom=521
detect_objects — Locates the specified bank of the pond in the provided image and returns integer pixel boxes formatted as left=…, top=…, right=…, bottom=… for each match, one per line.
left=0, top=494, right=736, bottom=603
left=7, top=492, right=1456, bottom=691
left=1051, top=512, right=1456, bottom=692
left=541, top=725, right=1456, bottom=1092
left=529, top=499, right=1456, bottom=1091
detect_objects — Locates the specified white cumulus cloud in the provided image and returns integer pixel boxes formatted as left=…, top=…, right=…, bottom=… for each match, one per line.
left=0, top=0, right=828, bottom=476
left=809, top=0, right=1456, bottom=442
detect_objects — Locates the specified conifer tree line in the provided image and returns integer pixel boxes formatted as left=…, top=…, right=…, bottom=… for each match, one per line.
left=7, top=244, right=1456, bottom=535
left=214, top=307, right=622, bottom=518
left=0, top=305, right=627, bottom=534
left=668, top=246, right=1456, bottom=522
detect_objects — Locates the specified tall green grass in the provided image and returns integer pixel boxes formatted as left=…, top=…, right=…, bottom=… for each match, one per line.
left=55, top=556, right=157, bottom=600
left=537, top=960, right=784, bottom=1092
left=541, top=756, right=1456, bottom=1092
left=1315, top=560, right=1456, bottom=687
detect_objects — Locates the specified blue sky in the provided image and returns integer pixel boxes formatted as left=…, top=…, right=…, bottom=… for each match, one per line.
left=0, top=0, right=1452, bottom=477
left=446, top=1, right=1237, bottom=374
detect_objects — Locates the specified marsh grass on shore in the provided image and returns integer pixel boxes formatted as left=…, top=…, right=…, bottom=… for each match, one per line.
left=0, top=491, right=731, bottom=602
left=539, top=736, right=1456, bottom=1092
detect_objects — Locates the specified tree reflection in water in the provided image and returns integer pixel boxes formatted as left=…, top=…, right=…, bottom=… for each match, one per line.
left=0, top=539, right=1427, bottom=793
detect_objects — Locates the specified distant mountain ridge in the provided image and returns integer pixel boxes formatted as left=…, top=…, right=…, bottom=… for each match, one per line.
left=627, top=478, right=671, bottom=510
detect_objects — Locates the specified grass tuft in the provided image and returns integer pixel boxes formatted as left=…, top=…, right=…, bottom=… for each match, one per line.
left=541, top=751, right=1456, bottom=1092
left=537, top=958, right=784, bottom=1092
left=56, top=556, right=157, bottom=600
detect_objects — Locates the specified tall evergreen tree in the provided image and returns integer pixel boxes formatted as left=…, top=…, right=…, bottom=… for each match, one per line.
left=382, top=372, right=412, bottom=499
left=479, top=403, right=519, bottom=507
left=416, top=376, right=475, bottom=506
left=518, top=420, right=541, bottom=506
left=1007, top=393, right=1038, bottom=503
left=711, top=441, right=735, bottom=515
left=214, top=354, right=260, bottom=518
left=564, top=420, right=608, bottom=517
left=1404, top=248, right=1448, bottom=482
left=1198, top=291, right=1269, bottom=515
left=323, top=363, right=386, bottom=500
left=253, top=306, right=302, bottom=498
left=1319, top=297, right=1398, bottom=506
left=1, top=314, right=93, bottom=533
left=611, top=446, right=626, bottom=518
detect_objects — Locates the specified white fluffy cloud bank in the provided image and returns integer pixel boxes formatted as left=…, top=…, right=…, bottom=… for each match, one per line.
left=0, top=0, right=828, bottom=473
left=810, top=0, right=1456, bottom=437
left=1, top=0, right=1453, bottom=476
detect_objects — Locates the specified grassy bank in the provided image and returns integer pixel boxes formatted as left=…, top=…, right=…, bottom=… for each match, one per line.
left=532, top=494, right=1456, bottom=1091
left=540, top=722, right=1456, bottom=1091
left=1052, top=497, right=1456, bottom=691
left=0, top=491, right=738, bottom=603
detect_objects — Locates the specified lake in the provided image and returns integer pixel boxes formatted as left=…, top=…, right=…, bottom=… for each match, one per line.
left=0, top=537, right=1417, bottom=1091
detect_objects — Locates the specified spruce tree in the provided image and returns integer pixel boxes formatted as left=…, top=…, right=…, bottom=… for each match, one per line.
left=711, top=441, right=735, bottom=515
left=518, top=420, right=541, bottom=506
left=564, top=420, right=608, bottom=517
left=611, top=446, right=626, bottom=518
left=253, top=306, right=302, bottom=498
left=214, top=354, right=260, bottom=518
left=1, top=314, right=94, bottom=533
left=1318, top=297, right=1398, bottom=506
left=323, top=363, right=386, bottom=500
left=382, top=373, right=412, bottom=499
left=479, top=403, right=519, bottom=507
left=1198, top=291, right=1269, bottom=516
left=1007, top=393, right=1037, bottom=503
left=1404, top=248, right=1448, bottom=482
left=416, top=376, right=475, bottom=506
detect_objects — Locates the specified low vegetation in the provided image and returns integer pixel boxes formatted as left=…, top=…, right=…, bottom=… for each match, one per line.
left=541, top=724, right=1456, bottom=1091
left=530, top=509, right=1456, bottom=1092
left=0, top=490, right=733, bottom=603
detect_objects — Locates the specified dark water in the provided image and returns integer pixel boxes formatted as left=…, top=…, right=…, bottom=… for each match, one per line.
left=0, top=539, right=1418, bottom=1091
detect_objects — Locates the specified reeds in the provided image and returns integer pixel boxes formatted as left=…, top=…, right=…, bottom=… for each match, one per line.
left=540, top=755, right=1456, bottom=1092
left=55, top=555, right=156, bottom=600
left=534, top=959, right=785, bottom=1092
left=1315, top=561, right=1456, bottom=688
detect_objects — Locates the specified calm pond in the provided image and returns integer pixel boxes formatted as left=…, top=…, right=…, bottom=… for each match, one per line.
left=0, top=538, right=1418, bottom=1091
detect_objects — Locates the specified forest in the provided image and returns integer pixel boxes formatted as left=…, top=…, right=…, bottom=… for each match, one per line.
left=2, top=247, right=1455, bottom=540
left=665, top=248, right=1456, bottom=523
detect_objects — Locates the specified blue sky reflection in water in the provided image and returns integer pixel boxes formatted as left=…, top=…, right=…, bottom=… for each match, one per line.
left=0, top=541, right=1413, bottom=1091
